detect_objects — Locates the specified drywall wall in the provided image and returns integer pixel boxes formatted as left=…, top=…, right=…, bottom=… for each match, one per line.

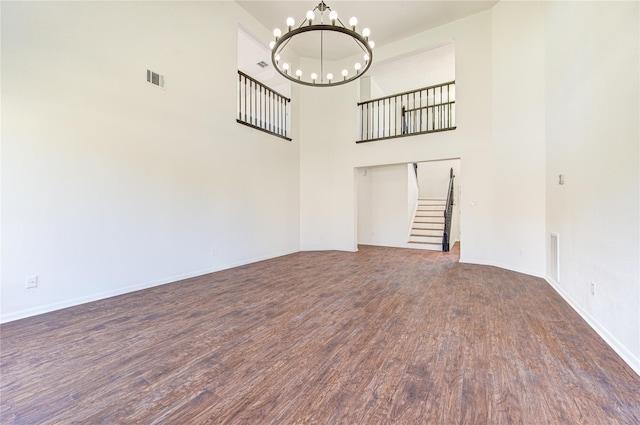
left=297, top=1, right=639, bottom=375
left=416, top=159, right=458, bottom=199
left=298, top=80, right=358, bottom=251
left=356, top=164, right=411, bottom=248
left=545, top=1, right=640, bottom=373
left=491, top=1, right=546, bottom=277
left=415, top=159, right=461, bottom=246
left=360, top=76, right=385, bottom=102
left=367, top=43, right=455, bottom=97
left=1, top=1, right=300, bottom=321
left=299, top=10, right=495, bottom=266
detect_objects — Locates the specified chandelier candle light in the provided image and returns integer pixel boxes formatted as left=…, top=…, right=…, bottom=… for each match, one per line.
left=270, top=1, right=374, bottom=87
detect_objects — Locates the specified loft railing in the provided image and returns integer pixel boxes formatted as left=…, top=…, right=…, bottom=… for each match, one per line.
left=237, top=70, right=291, bottom=141
left=442, top=167, right=455, bottom=252
left=356, top=81, right=456, bottom=143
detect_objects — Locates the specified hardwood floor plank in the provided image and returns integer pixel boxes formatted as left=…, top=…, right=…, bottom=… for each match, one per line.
left=2, top=245, right=639, bottom=424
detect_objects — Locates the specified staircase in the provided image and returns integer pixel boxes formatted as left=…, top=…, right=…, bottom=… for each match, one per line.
left=408, top=198, right=446, bottom=251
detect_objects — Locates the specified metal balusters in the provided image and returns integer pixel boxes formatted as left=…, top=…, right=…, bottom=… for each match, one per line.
left=237, top=70, right=291, bottom=141
left=366, top=101, right=370, bottom=140
left=447, top=83, right=451, bottom=129
left=361, top=102, right=365, bottom=141
left=394, top=96, right=398, bottom=137
left=355, top=80, right=456, bottom=143
left=439, top=86, right=443, bottom=130
left=250, top=80, right=255, bottom=126
left=268, top=90, right=272, bottom=133
left=377, top=99, right=381, bottom=140
left=244, top=76, right=248, bottom=122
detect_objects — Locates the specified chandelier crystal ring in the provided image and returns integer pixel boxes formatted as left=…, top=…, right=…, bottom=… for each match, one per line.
left=270, top=1, right=374, bottom=87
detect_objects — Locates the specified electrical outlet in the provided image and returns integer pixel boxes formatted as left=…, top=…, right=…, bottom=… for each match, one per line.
left=25, top=275, right=38, bottom=289
left=590, top=282, right=595, bottom=296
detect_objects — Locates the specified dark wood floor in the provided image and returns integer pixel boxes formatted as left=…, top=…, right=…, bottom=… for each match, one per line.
left=1, top=245, right=639, bottom=424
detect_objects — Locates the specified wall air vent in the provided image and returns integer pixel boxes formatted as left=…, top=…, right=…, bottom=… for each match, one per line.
left=146, top=69, right=165, bottom=88
left=256, top=61, right=269, bottom=69
left=550, top=232, right=560, bottom=282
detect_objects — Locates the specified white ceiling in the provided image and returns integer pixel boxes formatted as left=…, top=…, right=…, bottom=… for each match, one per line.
left=237, top=1, right=498, bottom=60
left=236, top=0, right=498, bottom=91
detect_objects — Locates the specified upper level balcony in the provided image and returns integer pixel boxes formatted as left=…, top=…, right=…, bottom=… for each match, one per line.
left=356, top=80, right=456, bottom=143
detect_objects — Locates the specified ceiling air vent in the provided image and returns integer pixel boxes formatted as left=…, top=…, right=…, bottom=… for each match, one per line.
left=256, top=61, right=269, bottom=69
left=146, top=69, right=165, bottom=88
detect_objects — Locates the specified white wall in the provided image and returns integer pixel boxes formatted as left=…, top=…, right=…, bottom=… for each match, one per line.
left=545, top=1, right=640, bottom=373
left=367, top=43, right=455, bottom=97
left=416, top=159, right=458, bottom=199
left=1, top=2, right=300, bottom=322
left=3, top=0, right=638, bottom=376
left=299, top=10, right=495, bottom=266
left=299, top=82, right=359, bottom=251
left=359, top=76, right=386, bottom=102
left=237, top=28, right=290, bottom=97
left=416, top=159, right=461, bottom=245
left=356, top=164, right=411, bottom=248
left=491, top=1, right=546, bottom=277
left=297, top=1, right=639, bottom=374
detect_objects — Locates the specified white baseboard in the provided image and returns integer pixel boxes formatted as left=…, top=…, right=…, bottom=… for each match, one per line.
left=458, top=258, right=639, bottom=376
left=545, top=276, right=640, bottom=376
left=459, top=257, right=544, bottom=278
left=0, top=249, right=299, bottom=324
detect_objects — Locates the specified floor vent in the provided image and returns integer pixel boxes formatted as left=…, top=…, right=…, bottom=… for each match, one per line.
left=550, top=232, right=560, bottom=282
left=146, top=69, right=165, bottom=88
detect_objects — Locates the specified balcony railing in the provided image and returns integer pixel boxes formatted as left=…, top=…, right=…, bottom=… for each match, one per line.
left=356, top=81, right=456, bottom=143
left=237, top=70, right=291, bottom=141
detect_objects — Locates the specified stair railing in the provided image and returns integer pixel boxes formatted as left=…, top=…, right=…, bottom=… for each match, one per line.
left=442, top=168, right=455, bottom=252
left=237, top=70, right=292, bottom=141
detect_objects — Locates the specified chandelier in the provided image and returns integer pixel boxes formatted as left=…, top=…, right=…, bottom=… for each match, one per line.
left=269, top=1, right=374, bottom=87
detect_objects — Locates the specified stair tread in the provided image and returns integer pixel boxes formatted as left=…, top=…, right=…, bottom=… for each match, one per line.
left=408, top=241, right=442, bottom=245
